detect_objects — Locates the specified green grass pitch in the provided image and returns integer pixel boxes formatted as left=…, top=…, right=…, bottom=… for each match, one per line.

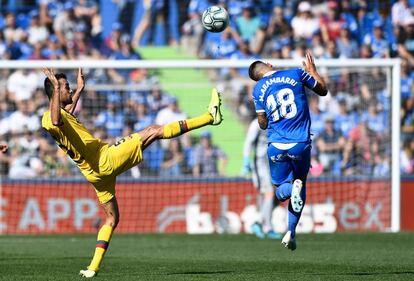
left=1, top=233, right=414, bottom=280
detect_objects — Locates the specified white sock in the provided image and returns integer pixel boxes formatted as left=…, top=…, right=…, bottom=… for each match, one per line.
left=261, top=196, right=274, bottom=233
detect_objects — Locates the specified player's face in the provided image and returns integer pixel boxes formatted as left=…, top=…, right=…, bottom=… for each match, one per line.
left=58, top=78, right=73, bottom=105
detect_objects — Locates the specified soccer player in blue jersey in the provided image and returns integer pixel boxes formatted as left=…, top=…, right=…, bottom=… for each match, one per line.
left=248, top=51, right=327, bottom=250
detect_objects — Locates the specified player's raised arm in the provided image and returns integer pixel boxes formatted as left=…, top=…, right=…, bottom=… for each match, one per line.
left=65, top=68, right=85, bottom=114
left=302, top=51, right=328, bottom=96
left=43, top=68, right=63, bottom=126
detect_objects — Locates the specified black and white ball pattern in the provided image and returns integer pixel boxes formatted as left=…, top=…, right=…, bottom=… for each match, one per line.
left=201, top=6, right=229, bottom=33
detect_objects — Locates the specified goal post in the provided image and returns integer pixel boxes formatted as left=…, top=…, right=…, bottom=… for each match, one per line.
left=0, top=58, right=401, bottom=233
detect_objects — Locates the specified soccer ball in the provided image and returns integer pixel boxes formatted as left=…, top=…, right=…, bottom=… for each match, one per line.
left=201, top=6, right=229, bottom=33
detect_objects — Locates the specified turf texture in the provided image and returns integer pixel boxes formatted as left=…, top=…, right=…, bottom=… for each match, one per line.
left=1, top=233, right=414, bottom=280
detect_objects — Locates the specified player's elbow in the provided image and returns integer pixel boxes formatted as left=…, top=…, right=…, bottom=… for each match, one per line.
left=51, top=117, right=62, bottom=126
left=314, top=83, right=328, bottom=96
left=258, top=121, right=267, bottom=130
left=318, top=88, right=328, bottom=96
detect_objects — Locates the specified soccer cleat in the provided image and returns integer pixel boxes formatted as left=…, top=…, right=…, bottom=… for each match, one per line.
left=208, top=88, right=223, bottom=125
left=79, top=269, right=97, bottom=278
left=266, top=230, right=282, bottom=240
left=291, top=179, right=303, bottom=213
left=281, top=231, right=296, bottom=251
left=251, top=222, right=265, bottom=239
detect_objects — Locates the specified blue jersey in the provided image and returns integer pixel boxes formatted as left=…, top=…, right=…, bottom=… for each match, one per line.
left=252, top=68, right=317, bottom=143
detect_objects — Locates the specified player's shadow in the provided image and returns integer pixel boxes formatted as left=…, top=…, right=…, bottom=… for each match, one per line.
left=311, top=271, right=414, bottom=276
left=167, top=270, right=235, bottom=275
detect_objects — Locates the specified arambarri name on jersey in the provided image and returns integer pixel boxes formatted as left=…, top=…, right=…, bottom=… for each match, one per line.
left=252, top=68, right=317, bottom=144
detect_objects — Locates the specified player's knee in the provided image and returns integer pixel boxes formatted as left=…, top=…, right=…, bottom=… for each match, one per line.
left=274, top=184, right=287, bottom=202
left=105, top=214, right=120, bottom=229
left=146, top=125, right=163, bottom=138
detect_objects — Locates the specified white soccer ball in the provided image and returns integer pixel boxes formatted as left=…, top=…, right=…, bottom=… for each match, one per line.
left=201, top=6, right=229, bottom=33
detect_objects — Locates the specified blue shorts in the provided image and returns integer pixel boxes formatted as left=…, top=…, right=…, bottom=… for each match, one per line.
left=267, top=142, right=311, bottom=186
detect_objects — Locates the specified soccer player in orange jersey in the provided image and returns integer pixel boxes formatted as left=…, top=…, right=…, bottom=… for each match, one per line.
left=42, top=68, right=222, bottom=278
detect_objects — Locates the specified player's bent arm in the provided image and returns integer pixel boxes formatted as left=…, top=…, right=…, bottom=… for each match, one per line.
left=311, top=75, right=328, bottom=96
left=50, top=85, right=63, bottom=126
left=257, top=112, right=268, bottom=130
left=65, top=68, right=85, bottom=114
left=302, top=51, right=328, bottom=96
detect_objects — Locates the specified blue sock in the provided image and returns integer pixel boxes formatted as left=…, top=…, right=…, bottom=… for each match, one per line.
left=275, top=182, right=292, bottom=201
left=287, top=183, right=307, bottom=238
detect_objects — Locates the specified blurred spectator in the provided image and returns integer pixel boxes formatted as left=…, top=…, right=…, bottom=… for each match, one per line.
left=53, top=2, right=77, bottom=46
left=133, top=100, right=154, bottom=132
left=235, top=5, right=261, bottom=44
left=8, top=131, right=43, bottom=179
left=397, top=16, right=414, bottom=66
left=309, top=154, right=324, bottom=177
left=310, top=32, right=325, bottom=58
left=335, top=98, right=357, bottom=137
left=3, top=12, right=24, bottom=47
left=355, top=2, right=379, bottom=44
left=7, top=69, right=39, bottom=102
left=2, top=100, right=40, bottom=135
left=401, top=59, right=414, bottom=101
left=95, top=93, right=125, bottom=137
left=336, top=25, right=359, bottom=58
left=264, top=6, right=291, bottom=56
left=401, top=91, right=414, bottom=140
left=316, top=116, right=345, bottom=175
left=104, top=22, right=123, bottom=55
left=146, top=85, right=170, bottom=117
left=320, top=1, right=346, bottom=44
left=372, top=140, right=390, bottom=176
left=361, top=103, right=387, bottom=135
left=341, top=122, right=376, bottom=175
left=192, top=131, right=227, bottom=177
left=155, top=96, right=186, bottom=125
left=290, top=1, right=320, bottom=41
left=309, top=95, right=325, bottom=137
left=363, top=20, right=390, bottom=58
left=401, top=139, right=414, bottom=174
left=392, top=0, right=412, bottom=27
left=160, top=138, right=185, bottom=177
left=27, top=10, right=49, bottom=45
left=181, top=0, right=207, bottom=56
left=107, top=34, right=141, bottom=83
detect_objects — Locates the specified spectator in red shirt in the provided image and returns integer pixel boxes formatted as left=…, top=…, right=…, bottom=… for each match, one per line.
left=320, top=1, right=346, bottom=44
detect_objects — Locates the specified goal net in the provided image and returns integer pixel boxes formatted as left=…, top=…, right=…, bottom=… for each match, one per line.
left=0, top=59, right=400, bottom=234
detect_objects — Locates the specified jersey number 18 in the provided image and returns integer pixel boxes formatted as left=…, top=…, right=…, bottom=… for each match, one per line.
left=266, top=88, right=297, bottom=122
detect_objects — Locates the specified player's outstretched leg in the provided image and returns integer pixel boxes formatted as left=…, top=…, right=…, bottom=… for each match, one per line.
left=162, top=88, right=222, bottom=140
left=207, top=88, right=222, bottom=125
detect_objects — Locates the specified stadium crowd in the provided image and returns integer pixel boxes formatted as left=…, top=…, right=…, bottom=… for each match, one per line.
left=0, top=0, right=411, bottom=178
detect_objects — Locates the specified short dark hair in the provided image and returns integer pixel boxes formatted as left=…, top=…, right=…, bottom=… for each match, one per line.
left=248, top=60, right=267, bottom=81
left=44, top=73, right=67, bottom=99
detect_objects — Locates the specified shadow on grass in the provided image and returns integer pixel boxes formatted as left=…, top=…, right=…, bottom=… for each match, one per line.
left=308, top=271, right=414, bottom=276
left=167, top=270, right=235, bottom=275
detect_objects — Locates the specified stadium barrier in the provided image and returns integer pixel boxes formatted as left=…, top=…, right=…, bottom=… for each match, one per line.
left=0, top=178, right=393, bottom=234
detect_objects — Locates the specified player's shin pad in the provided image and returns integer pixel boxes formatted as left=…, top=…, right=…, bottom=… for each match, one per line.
left=163, top=113, right=213, bottom=138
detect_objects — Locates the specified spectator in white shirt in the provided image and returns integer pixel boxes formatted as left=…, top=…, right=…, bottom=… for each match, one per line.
left=291, top=1, right=320, bottom=41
